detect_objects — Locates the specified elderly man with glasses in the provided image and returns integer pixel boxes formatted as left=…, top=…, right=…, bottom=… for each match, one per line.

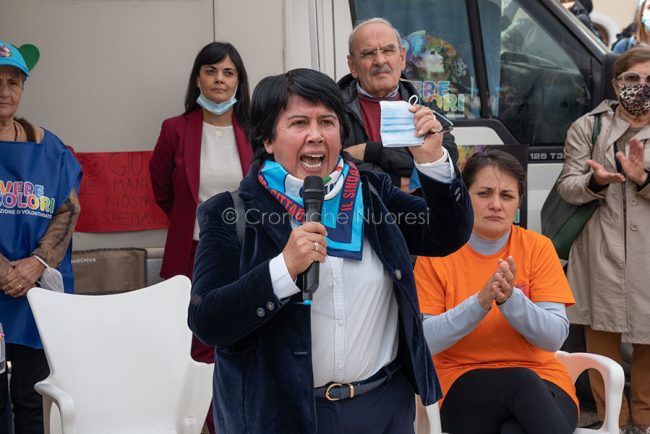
left=338, top=17, right=458, bottom=191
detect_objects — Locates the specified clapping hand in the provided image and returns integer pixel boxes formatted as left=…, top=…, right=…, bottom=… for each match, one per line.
left=494, top=256, right=517, bottom=305
left=616, top=138, right=649, bottom=186
left=586, top=159, right=625, bottom=185
left=476, top=256, right=517, bottom=310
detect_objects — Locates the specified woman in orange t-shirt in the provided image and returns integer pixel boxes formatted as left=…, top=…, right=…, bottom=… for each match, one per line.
left=415, top=149, right=578, bottom=434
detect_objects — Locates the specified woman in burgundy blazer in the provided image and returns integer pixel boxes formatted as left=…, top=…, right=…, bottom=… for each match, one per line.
left=150, top=41, right=252, bottom=357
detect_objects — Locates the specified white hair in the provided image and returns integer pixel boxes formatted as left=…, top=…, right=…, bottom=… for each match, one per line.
left=348, top=17, right=402, bottom=55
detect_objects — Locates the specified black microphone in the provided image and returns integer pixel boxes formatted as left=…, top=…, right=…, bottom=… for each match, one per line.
left=299, top=176, right=324, bottom=305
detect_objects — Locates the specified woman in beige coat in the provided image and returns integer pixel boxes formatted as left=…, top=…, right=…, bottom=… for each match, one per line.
left=558, top=47, right=650, bottom=434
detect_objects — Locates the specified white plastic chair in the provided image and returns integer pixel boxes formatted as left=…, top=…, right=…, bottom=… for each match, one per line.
left=415, top=351, right=625, bottom=434
left=556, top=351, right=625, bottom=434
left=415, top=396, right=442, bottom=434
left=27, top=275, right=214, bottom=434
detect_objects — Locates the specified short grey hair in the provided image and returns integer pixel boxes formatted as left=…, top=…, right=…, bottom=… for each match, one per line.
left=348, top=17, right=402, bottom=55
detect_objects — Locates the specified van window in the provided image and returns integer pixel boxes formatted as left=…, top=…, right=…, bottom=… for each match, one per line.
left=351, top=0, right=481, bottom=120
left=483, top=0, right=590, bottom=146
left=352, top=0, right=591, bottom=147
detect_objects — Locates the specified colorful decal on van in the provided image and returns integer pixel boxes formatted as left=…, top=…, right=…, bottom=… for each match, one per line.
left=402, top=31, right=470, bottom=118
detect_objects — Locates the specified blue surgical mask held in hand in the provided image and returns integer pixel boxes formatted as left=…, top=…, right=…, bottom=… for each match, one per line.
left=380, top=95, right=424, bottom=147
left=196, top=89, right=238, bottom=116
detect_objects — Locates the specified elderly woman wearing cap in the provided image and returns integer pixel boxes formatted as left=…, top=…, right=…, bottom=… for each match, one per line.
left=0, top=40, right=81, bottom=433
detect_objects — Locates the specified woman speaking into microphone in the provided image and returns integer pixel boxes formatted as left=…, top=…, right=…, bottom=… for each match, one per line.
left=187, top=68, right=473, bottom=434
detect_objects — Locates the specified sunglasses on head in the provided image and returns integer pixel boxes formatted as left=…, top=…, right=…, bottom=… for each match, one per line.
left=617, top=71, right=650, bottom=85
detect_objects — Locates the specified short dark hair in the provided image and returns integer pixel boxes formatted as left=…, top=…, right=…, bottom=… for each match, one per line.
left=249, top=68, right=350, bottom=164
left=184, top=42, right=250, bottom=133
left=612, top=46, right=650, bottom=79
left=461, top=149, right=526, bottom=198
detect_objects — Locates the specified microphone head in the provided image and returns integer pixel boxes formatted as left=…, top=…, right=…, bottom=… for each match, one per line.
left=302, top=176, right=324, bottom=202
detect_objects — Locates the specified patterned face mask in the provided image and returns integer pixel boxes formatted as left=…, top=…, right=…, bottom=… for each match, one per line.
left=618, top=83, right=650, bottom=117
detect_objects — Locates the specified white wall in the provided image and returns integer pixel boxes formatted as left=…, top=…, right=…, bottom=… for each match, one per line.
left=3, top=0, right=214, bottom=154
left=3, top=0, right=219, bottom=249
left=591, top=0, right=638, bottom=45
left=2, top=0, right=352, bottom=154
left=593, top=0, right=638, bottom=29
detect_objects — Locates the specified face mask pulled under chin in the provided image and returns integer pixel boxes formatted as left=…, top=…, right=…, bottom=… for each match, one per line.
left=618, top=83, right=650, bottom=117
left=379, top=97, right=425, bottom=147
left=196, top=90, right=237, bottom=116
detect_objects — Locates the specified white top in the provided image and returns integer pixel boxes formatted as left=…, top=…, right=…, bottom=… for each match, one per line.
left=269, top=150, right=453, bottom=386
left=194, top=123, right=242, bottom=240
left=273, top=237, right=398, bottom=387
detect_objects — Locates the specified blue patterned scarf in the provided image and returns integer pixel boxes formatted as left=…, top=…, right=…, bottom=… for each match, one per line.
left=258, top=157, right=364, bottom=260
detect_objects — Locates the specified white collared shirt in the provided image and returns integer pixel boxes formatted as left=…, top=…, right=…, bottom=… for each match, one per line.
left=269, top=150, right=453, bottom=386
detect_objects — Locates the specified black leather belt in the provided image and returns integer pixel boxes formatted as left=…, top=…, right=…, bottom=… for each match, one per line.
left=314, top=359, right=401, bottom=401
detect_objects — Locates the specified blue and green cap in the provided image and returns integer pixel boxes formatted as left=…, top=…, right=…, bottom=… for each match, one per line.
left=0, top=40, right=40, bottom=78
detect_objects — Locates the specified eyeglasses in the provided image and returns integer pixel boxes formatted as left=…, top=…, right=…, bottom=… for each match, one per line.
left=616, top=71, right=650, bottom=86
left=355, top=45, right=399, bottom=60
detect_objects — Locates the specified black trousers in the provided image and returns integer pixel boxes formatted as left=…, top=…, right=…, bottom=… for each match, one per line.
left=0, top=344, right=49, bottom=434
left=315, top=368, right=415, bottom=434
left=441, top=367, right=578, bottom=434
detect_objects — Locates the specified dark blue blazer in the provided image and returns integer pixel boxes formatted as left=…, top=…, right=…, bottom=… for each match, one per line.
left=188, top=163, right=473, bottom=434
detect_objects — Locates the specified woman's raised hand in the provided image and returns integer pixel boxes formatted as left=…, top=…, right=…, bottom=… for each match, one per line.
left=586, top=159, right=625, bottom=185
left=616, top=137, right=649, bottom=186
left=282, top=222, right=328, bottom=280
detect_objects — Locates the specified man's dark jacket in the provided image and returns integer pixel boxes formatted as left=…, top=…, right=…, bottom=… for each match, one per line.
left=338, top=73, right=459, bottom=186
left=188, top=163, right=473, bottom=434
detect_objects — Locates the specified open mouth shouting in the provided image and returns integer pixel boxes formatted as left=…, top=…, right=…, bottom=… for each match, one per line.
left=300, top=153, right=325, bottom=170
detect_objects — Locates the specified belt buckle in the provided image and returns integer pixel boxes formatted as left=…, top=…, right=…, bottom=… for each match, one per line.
left=325, top=382, right=355, bottom=401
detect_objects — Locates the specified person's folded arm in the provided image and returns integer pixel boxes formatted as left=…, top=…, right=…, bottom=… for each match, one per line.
left=0, top=255, right=11, bottom=284
left=31, top=189, right=80, bottom=268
